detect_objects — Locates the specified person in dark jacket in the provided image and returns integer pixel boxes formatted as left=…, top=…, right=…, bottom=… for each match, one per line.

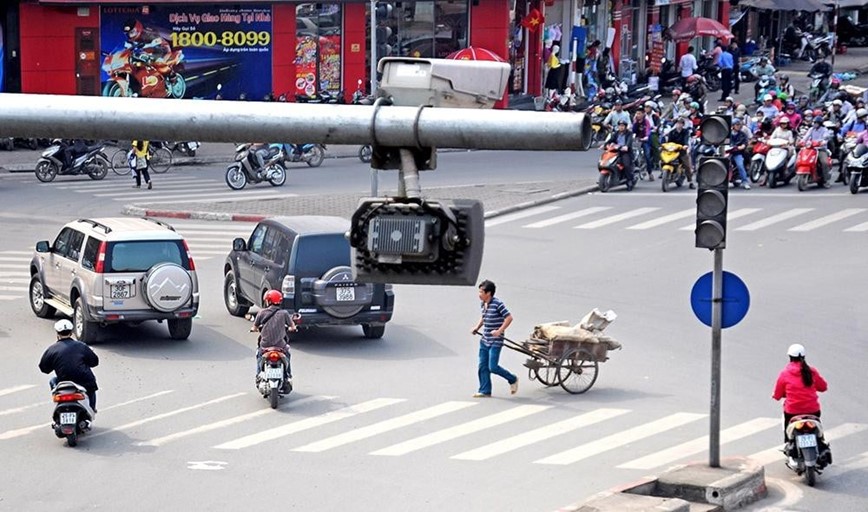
left=39, top=319, right=99, bottom=411
left=663, top=117, right=695, bottom=187
left=604, top=120, right=635, bottom=189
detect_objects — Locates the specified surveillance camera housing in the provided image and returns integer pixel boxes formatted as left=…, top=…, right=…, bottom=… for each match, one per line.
left=377, top=57, right=510, bottom=109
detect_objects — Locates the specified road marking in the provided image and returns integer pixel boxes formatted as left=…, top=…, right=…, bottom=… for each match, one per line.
left=294, top=401, right=476, bottom=453
left=626, top=209, right=695, bottom=230
left=452, top=408, right=630, bottom=461
left=137, top=395, right=336, bottom=447
left=93, top=185, right=229, bottom=198
left=747, top=422, right=868, bottom=466
left=0, top=389, right=174, bottom=440
left=485, top=206, right=561, bottom=227
left=0, top=286, right=27, bottom=292
left=127, top=192, right=298, bottom=204
left=679, top=208, right=763, bottom=230
left=91, top=392, right=245, bottom=438
left=0, top=272, right=30, bottom=278
left=0, top=251, right=33, bottom=256
left=56, top=178, right=204, bottom=191
left=788, top=208, right=867, bottom=232
left=574, top=207, right=660, bottom=229
left=0, top=402, right=42, bottom=417
left=522, top=207, right=612, bottom=228
left=0, top=256, right=31, bottom=262
left=534, top=412, right=706, bottom=465
left=215, top=398, right=405, bottom=450
left=371, top=404, right=551, bottom=457
left=618, top=417, right=780, bottom=470
left=735, top=208, right=814, bottom=231
left=0, top=385, right=35, bottom=398
left=844, top=221, right=868, bottom=232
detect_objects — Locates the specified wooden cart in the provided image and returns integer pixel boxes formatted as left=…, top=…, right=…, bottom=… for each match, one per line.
left=503, top=335, right=615, bottom=394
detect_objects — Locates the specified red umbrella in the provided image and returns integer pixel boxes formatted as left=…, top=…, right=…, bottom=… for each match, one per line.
left=667, top=17, right=733, bottom=42
left=446, top=46, right=504, bottom=62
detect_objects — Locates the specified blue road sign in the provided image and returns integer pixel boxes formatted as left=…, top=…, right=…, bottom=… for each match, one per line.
left=690, top=271, right=750, bottom=328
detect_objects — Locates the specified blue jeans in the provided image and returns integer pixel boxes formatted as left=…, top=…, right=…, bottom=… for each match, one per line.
left=732, top=153, right=749, bottom=183
left=49, top=376, right=96, bottom=411
left=477, top=342, right=516, bottom=395
left=642, top=140, right=653, bottom=172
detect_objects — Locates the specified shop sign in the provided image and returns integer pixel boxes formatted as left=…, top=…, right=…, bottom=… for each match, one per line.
left=100, top=4, right=273, bottom=100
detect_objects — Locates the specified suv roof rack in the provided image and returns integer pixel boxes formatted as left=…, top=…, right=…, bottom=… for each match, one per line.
left=144, top=217, right=177, bottom=231
left=78, top=218, right=112, bottom=233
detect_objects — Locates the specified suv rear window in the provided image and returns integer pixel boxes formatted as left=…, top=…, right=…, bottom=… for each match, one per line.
left=291, top=234, right=350, bottom=276
left=105, top=240, right=188, bottom=273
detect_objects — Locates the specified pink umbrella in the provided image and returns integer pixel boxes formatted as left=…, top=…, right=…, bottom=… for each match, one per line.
left=667, top=17, right=733, bottom=42
left=446, top=46, right=505, bottom=62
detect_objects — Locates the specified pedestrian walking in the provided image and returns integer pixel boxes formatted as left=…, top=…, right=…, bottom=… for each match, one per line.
left=131, top=140, right=152, bottom=189
left=729, top=40, right=741, bottom=94
left=718, top=44, right=735, bottom=102
left=471, top=280, right=518, bottom=398
left=678, top=46, right=698, bottom=88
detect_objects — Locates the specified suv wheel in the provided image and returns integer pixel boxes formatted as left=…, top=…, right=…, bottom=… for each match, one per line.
left=167, top=318, right=193, bottom=340
left=362, top=323, right=385, bottom=339
left=73, top=297, right=99, bottom=344
left=223, top=272, right=250, bottom=317
left=30, top=276, right=56, bottom=318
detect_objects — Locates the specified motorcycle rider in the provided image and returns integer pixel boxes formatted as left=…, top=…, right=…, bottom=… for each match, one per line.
left=62, top=139, right=89, bottom=170
left=841, top=99, right=866, bottom=126
left=772, top=343, right=831, bottom=468
left=122, top=19, right=176, bottom=78
left=685, top=74, right=707, bottom=114
left=632, top=110, right=654, bottom=181
left=781, top=102, right=803, bottom=131
left=758, top=94, right=780, bottom=121
left=604, top=119, right=635, bottom=190
left=800, top=115, right=833, bottom=186
left=778, top=74, right=796, bottom=99
left=661, top=89, right=683, bottom=120
left=38, top=320, right=99, bottom=412
left=729, top=118, right=751, bottom=189
left=839, top=108, right=868, bottom=138
left=250, top=290, right=299, bottom=389
left=754, top=57, right=776, bottom=79
left=602, top=99, right=631, bottom=131
left=662, top=117, right=695, bottom=188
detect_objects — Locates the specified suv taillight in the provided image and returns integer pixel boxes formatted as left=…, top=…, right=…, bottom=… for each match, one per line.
left=182, top=240, right=196, bottom=270
left=94, top=241, right=106, bottom=273
left=282, top=275, right=295, bottom=295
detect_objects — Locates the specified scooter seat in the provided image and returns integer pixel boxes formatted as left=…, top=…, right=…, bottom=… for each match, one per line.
left=52, top=381, right=87, bottom=394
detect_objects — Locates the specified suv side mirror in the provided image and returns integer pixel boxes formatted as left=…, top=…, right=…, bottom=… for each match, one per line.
left=36, top=241, right=50, bottom=253
left=233, top=238, right=246, bottom=251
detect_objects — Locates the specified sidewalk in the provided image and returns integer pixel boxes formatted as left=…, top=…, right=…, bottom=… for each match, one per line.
left=122, top=178, right=600, bottom=222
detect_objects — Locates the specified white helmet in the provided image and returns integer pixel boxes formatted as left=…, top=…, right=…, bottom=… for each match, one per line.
left=54, top=319, right=74, bottom=334
left=787, top=343, right=806, bottom=358
left=644, top=100, right=657, bottom=109
left=679, top=93, right=690, bottom=102
left=857, top=108, right=868, bottom=119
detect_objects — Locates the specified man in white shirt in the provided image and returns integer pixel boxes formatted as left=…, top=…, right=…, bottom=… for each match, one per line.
left=679, top=46, right=697, bottom=88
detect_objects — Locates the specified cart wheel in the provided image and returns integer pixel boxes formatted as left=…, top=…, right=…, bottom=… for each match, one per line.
left=533, top=363, right=561, bottom=387
left=557, top=348, right=598, bottom=394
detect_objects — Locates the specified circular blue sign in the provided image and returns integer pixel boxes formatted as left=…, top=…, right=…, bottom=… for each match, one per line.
left=690, top=271, right=750, bottom=329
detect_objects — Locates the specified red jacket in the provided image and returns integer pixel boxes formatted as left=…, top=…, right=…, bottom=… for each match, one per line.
left=773, top=362, right=828, bottom=414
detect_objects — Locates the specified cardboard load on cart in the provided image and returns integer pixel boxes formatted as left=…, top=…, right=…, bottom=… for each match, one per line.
left=531, top=309, right=622, bottom=351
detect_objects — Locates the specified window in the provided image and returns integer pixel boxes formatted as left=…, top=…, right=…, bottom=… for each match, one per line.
left=66, top=230, right=85, bottom=262
left=249, top=224, right=268, bottom=255
left=270, top=232, right=291, bottom=267
left=52, top=228, right=73, bottom=258
left=81, top=237, right=102, bottom=271
left=295, top=3, right=343, bottom=97
left=105, top=240, right=186, bottom=273
left=261, top=227, right=280, bottom=263
left=291, top=234, right=351, bottom=276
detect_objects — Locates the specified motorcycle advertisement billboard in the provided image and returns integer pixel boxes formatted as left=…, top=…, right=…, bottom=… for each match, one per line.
left=100, top=4, right=273, bottom=100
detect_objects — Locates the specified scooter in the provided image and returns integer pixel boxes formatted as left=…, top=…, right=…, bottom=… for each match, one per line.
left=808, top=72, right=830, bottom=104
left=282, top=143, right=326, bottom=168
left=764, top=139, right=796, bottom=188
left=795, top=140, right=831, bottom=191
left=598, top=143, right=635, bottom=192
left=50, top=381, right=95, bottom=447
left=697, top=51, right=721, bottom=92
left=659, top=142, right=688, bottom=192
left=257, top=346, right=292, bottom=409
left=352, top=79, right=374, bottom=163
left=845, top=143, right=868, bottom=194
left=225, top=143, right=288, bottom=190
left=784, top=414, right=831, bottom=487
left=168, top=141, right=200, bottom=157
left=35, top=141, right=110, bottom=183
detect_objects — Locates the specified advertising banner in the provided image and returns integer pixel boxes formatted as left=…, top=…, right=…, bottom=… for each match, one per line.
left=100, top=4, right=272, bottom=100
left=295, top=34, right=341, bottom=97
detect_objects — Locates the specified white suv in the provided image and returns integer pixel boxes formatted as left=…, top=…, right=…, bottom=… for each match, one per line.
left=29, top=218, right=199, bottom=343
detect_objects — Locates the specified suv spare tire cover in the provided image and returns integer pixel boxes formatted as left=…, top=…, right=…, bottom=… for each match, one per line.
left=142, top=262, right=193, bottom=313
left=314, top=265, right=373, bottom=319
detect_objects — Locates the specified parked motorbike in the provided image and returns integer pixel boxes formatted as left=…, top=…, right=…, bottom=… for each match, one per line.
left=659, top=142, right=688, bottom=192
left=225, top=143, right=288, bottom=190
left=588, top=104, right=612, bottom=146
left=168, top=141, right=200, bottom=157
left=657, top=58, right=681, bottom=91
left=845, top=143, right=868, bottom=194
left=14, top=137, right=39, bottom=150
left=0, top=137, right=13, bottom=151
left=795, top=140, right=830, bottom=191
left=764, top=138, right=796, bottom=188
left=35, top=141, right=110, bottom=183
left=101, top=46, right=186, bottom=98
left=697, top=51, right=721, bottom=92
left=598, top=143, right=635, bottom=192
left=257, top=346, right=292, bottom=409
left=784, top=414, right=831, bottom=486
left=51, top=381, right=95, bottom=447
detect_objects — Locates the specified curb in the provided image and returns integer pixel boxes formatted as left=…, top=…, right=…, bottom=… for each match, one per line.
left=122, top=184, right=601, bottom=222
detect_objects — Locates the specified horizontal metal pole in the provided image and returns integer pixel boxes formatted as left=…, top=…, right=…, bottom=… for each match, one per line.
left=0, top=93, right=591, bottom=152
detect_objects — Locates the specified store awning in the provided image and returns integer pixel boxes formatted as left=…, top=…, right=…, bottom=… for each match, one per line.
left=740, top=0, right=831, bottom=10
left=829, top=0, right=868, bottom=7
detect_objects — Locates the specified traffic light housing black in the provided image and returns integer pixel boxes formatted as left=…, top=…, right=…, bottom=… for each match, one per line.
left=348, top=197, right=485, bottom=285
left=695, top=115, right=731, bottom=250
left=375, top=2, right=393, bottom=21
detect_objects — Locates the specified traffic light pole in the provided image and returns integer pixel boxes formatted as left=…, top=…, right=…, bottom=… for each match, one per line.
left=370, top=0, right=378, bottom=96
left=710, top=246, right=723, bottom=468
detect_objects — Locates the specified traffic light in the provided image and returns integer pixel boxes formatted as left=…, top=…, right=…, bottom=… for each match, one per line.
left=375, top=26, right=393, bottom=59
left=695, top=115, right=731, bottom=250
left=375, top=2, right=393, bottom=21
left=348, top=197, right=485, bottom=285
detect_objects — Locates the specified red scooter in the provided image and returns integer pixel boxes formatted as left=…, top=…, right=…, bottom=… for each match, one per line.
left=795, top=140, right=831, bottom=191
left=749, top=136, right=771, bottom=183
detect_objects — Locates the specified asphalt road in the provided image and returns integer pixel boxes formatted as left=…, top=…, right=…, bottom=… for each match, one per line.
left=1, top=151, right=867, bottom=512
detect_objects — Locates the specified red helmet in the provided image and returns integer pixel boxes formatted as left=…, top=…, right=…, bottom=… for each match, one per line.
left=263, top=289, right=282, bottom=306
left=672, top=88, right=682, bottom=96
left=813, top=109, right=823, bottom=118
left=687, top=75, right=699, bottom=84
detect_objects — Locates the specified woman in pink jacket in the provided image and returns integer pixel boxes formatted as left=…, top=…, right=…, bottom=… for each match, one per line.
left=773, top=343, right=830, bottom=461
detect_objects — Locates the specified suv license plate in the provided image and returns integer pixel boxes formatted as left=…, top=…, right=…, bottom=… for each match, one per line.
left=336, top=287, right=355, bottom=302
left=60, top=412, right=77, bottom=425
left=797, top=434, right=817, bottom=448
left=265, top=366, right=283, bottom=380
left=111, top=283, right=131, bottom=299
